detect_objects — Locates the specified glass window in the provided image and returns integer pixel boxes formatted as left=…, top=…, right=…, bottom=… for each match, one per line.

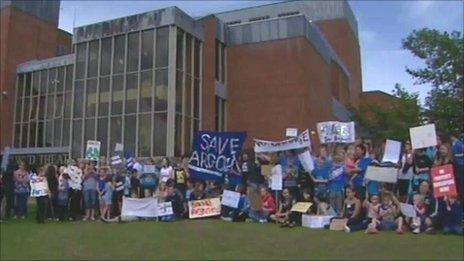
left=76, top=43, right=87, bottom=79
left=15, top=98, right=23, bottom=123
left=64, top=92, right=72, bottom=118
left=84, top=118, right=95, bottom=143
left=155, top=69, right=168, bottom=111
left=56, top=67, right=64, bottom=94
left=186, top=34, right=192, bottom=75
left=110, top=116, right=122, bottom=153
left=141, top=30, right=154, bottom=70
left=24, top=73, right=31, bottom=97
left=113, top=35, right=125, bottom=74
left=86, top=78, right=97, bottom=117
left=175, top=70, right=183, bottom=113
left=30, top=96, right=38, bottom=120
left=32, top=72, right=39, bottom=96
left=54, top=118, right=62, bottom=146
left=39, top=70, right=47, bottom=94
left=21, top=123, right=28, bottom=148
left=193, top=119, right=199, bottom=137
left=127, top=32, right=139, bottom=72
left=124, top=115, right=136, bottom=155
left=37, top=121, right=44, bottom=147
left=111, top=75, right=124, bottom=115
left=153, top=113, right=167, bottom=156
left=55, top=93, right=63, bottom=118
left=73, top=80, right=84, bottom=118
left=125, top=73, right=138, bottom=114
left=14, top=124, right=21, bottom=147
left=139, top=71, right=152, bottom=113
left=185, top=76, right=192, bottom=116
left=176, top=29, right=184, bottom=70
left=98, top=77, right=110, bottom=116
left=184, top=116, right=192, bottom=153
left=155, top=27, right=169, bottom=68
left=72, top=119, right=83, bottom=157
left=215, top=41, right=219, bottom=81
left=138, top=114, right=151, bottom=157
left=88, top=40, right=99, bottom=77
left=62, top=119, right=70, bottom=146
left=65, top=65, right=73, bottom=91
left=97, top=118, right=108, bottom=157
left=48, top=69, right=56, bottom=94
left=174, top=114, right=182, bottom=156
left=193, top=78, right=200, bottom=118
left=38, top=96, right=45, bottom=120
left=23, top=98, right=30, bottom=121
left=17, top=74, right=24, bottom=99
left=29, top=121, right=37, bottom=147
left=45, top=120, right=53, bottom=147
left=194, top=39, right=200, bottom=78
left=46, top=95, right=54, bottom=119
left=101, top=38, right=112, bottom=76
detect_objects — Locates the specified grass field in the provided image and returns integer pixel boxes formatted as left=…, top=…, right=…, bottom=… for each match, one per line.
left=1, top=213, right=463, bottom=260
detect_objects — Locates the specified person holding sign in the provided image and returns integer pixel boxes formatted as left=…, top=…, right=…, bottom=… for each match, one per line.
left=30, top=167, right=50, bottom=223
left=311, top=145, right=331, bottom=203
left=13, top=161, right=30, bottom=219
left=410, top=149, right=432, bottom=196
left=349, top=144, right=373, bottom=202
left=328, top=151, right=346, bottom=216
left=161, top=179, right=185, bottom=221
left=397, top=141, right=414, bottom=203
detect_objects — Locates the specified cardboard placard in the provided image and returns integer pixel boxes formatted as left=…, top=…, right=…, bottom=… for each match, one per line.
left=143, top=164, right=157, bottom=174
left=409, top=124, right=437, bottom=150
left=221, top=190, right=241, bottom=209
left=85, top=140, right=101, bottom=161
left=317, top=121, right=355, bottom=144
left=364, top=166, right=398, bottom=183
left=261, top=165, right=273, bottom=178
left=286, top=128, right=298, bottom=138
left=121, top=197, right=158, bottom=217
left=382, top=139, right=401, bottom=163
left=302, top=215, right=333, bottom=229
left=329, top=218, right=347, bottom=231
left=431, top=164, right=457, bottom=198
left=188, top=198, right=221, bottom=219
left=157, top=202, right=173, bottom=217
left=290, top=202, right=313, bottom=213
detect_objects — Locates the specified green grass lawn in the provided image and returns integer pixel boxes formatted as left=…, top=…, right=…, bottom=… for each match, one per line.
left=1, top=214, right=463, bottom=260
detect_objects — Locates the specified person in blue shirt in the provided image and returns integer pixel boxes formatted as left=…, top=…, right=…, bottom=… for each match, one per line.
left=450, top=131, right=464, bottom=203
left=348, top=144, right=373, bottom=201
left=328, top=151, right=346, bottom=215
left=310, top=145, right=332, bottom=201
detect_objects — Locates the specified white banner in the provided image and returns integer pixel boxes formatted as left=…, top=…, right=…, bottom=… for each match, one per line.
left=409, top=124, right=437, bottom=150
left=254, top=129, right=311, bottom=153
left=382, top=139, right=401, bottom=163
left=221, top=190, right=241, bottom=208
left=365, top=166, right=398, bottom=183
left=121, top=197, right=158, bottom=217
left=316, top=121, right=355, bottom=144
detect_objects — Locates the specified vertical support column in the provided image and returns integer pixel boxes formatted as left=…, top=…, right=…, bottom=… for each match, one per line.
left=166, top=26, right=177, bottom=157
left=107, top=36, right=115, bottom=157
left=135, top=31, right=142, bottom=157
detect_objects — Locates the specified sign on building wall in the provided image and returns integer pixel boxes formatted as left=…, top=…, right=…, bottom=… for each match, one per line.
left=10, top=153, right=70, bottom=167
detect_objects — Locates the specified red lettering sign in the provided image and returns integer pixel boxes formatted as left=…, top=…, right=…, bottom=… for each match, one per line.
left=431, top=164, right=457, bottom=198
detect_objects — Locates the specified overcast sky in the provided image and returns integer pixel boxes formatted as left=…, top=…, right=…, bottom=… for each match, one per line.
left=58, top=0, right=464, bottom=104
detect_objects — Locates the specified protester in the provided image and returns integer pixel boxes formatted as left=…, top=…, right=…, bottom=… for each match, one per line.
left=66, top=160, right=83, bottom=221
left=173, top=159, right=188, bottom=196
left=2, top=163, right=15, bottom=220
left=441, top=195, right=462, bottom=235
left=349, top=144, right=372, bottom=201
left=159, top=157, right=173, bottom=183
left=284, top=188, right=315, bottom=228
left=378, top=191, right=404, bottom=234
left=221, top=184, right=250, bottom=222
left=31, top=167, right=50, bottom=223
left=205, top=181, right=222, bottom=198
left=450, top=131, right=464, bottom=201
left=248, top=187, right=276, bottom=223
left=338, top=186, right=362, bottom=233
left=155, top=181, right=167, bottom=202
left=189, top=181, right=206, bottom=201
left=328, top=151, right=346, bottom=215
left=311, top=145, right=331, bottom=204
left=56, top=173, right=70, bottom=222
left=411, top=194, right=427, bottom=234
left=113, top=170, right=125, bottom=215
left=270, top=188, right=295, bottom=224
left=45, top=165, right=58, bottom=220
left=13, top=161, right=30, bottom=219
left=161, top=179, right=185, bottom=221
left=102, top=177, right=114, bottom=219
left=411, top=148, right=432, bottom=196
left=409, top=181, right=439, bottom=233
left=82, top=165, right=98, bottom=221
left=398, top=141, right=414, bottom=202
left=97, top=168, right=108, bottom=216
left=242, top=152, right=264, bottom=187
left=434, top=144, right=453, bottom=166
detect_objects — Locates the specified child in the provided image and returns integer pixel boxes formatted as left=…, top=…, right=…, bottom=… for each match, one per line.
left=102, top=177, right=114, bottom=220
left=411, top=194, right=427, bottom=234
left=270, top=188, right=295, bottom=224
left=328, top=151, right=346, bottom=215
left=364, top=195, right=381, bottom=234
left=441, top=195, right=463, bottom=235
left=56, top=173, right=70, bottom=221
left=378, top=191, right=404, bottom=234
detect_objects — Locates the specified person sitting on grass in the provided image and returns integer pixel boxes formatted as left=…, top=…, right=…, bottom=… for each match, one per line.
left=284, top=188, right=316, bottom=228
left=270, top=188, right=295, bottom=224
left=336, top=186, right=362, bottom=233
left=410, top=194, right=427, bottom=234
left=248, top=187, right=276, bottom=223
left=221, top=184, right=250, bottom=222
left=345, top=194, right=380, bottom=233
left=408, top=181, right=439, bottom=233
left=189, top=181, right=206, bottom=201
left=378, top=191, right=404, bottom=234
left=161, top=179, right=185, bottom=222
left=440, top=195, right=462, bottom=235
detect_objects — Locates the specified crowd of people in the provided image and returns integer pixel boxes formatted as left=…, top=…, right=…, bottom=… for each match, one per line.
left=0, top=131, right=462, bottom=236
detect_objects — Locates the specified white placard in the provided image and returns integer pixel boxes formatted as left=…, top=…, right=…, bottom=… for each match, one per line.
left=254, top=130, right=311, bottom=153
left=302, top=215, right=333, bottom=229
left=115, top=143, right=124, bottom=152
left=409, top=124, right=437, bottom=150
left=365, top=166, right=398, bottom=183
left=286, top=128, right=298, bottom=138
left=269, top=165, right=283, bottom=190
left=298, top=150, right=314, bottom=172
left=143, top=165, right=157, bottom=174
left=121, top=197, right=158, bottom=217
left=30, top=177, right=48, bottom=197
left=221, top=190, right=241, bottom=208
left=382, top=139, right=401, bottom=163
left=157, top=202, right=173, bottom=217
left=400, top=203, right=416, bottom=218
left=316, top=121, right=355, bottom=144
left=85, top=140, right=101, bottom=161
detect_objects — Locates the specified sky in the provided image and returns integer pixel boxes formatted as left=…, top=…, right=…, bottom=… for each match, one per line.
left=58, top=0, right=464, bottom=104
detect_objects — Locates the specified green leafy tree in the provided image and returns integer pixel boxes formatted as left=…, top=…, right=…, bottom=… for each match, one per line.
left=402, top=28, right=463, bottom=134
left=350, top=84, right=422, bottom=143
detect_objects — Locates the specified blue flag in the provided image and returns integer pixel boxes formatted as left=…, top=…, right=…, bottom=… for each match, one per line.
left=189, top=131, right=246, bottom=181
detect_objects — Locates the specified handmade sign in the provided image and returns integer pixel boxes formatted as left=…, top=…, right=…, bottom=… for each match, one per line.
left=317, top=121, right=355, bottom=144
left=188, top=198, right=221, bottom=219
left=189, top=131, right=246, bottom=181
left=298, top=150, right=314, bottom=172
left=330, top=218, right=347, bottom=231
left=431, top=164, right=457, bottom=198
left=290, top=202, right=313, bottom=213
left=30, top=176, right=48, bottom=197
left=364, top=166, right=398, bottom=183
left=382, top=139, right=401, bottom=163
left=302, top=215, right=333, bottom=229
left=286, top=128, right=298, bottom=138
left=143, top=165, right=157, bottom=174
left=261, top=165, right=273, bottom=178
left=409, top=124, right=437, bottom=150
left=254, top=129, right=311, bottom=153
left=157, top=202, right=174, bottom=217
left=270, top=169, right=283, bottom=191
left=221, top=190, right=241, bottom=208
left=121, top=197, right=158, bottom=217
left=85, top=140, right=101, bottom=161
left=400, top=203, right=416, bottom=218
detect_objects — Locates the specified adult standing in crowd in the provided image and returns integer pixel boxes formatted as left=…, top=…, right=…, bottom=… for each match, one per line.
left=349, top=144, right=372, bottom=201
left=45, top=165, right=58, bottom=220
left=450, top=131, right=464, bottom=205
left=242, top=152, right=264, bottom=188
left=1, top=162, right=15, bottom=220
left=67, top=160, right=83, bottom=221
left=160, top=157, right=173, bottom=183
left=13, top=161, right=30, bottom=219
left=82, top=165, right=98, bottom=221
left=411, top=148, right=433, bottom=197
left=31, top=167, right=50, bottom=223
left=397, top=141, right=414, bottom=203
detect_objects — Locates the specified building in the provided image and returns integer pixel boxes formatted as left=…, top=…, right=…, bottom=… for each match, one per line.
left=3, top=0, right=361, bottom=167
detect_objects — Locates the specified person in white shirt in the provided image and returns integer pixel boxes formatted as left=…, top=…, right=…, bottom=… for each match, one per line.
left=30, top=167, right=50, bottom=223
left=159, top=157, right=173, bottom=183
left=65, top=159, right=83, bottom=221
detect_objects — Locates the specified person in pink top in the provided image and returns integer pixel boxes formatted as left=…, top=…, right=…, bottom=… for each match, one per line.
left=364, top=194, right=381, bottom=234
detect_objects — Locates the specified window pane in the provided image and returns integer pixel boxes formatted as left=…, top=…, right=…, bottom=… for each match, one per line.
left=101, top=38, right=112, bottom=76
left=55, top=93, right=63, bottom=118
left=85, top=118, right=95, bottom=143
left=72, top=119, right=83, bottom=158
left=56, top=67, right=64, bottom=93
left=175, top=70, right=183, bottom=113
left=139, top=71, right=152, bottom=112
left=186, top=34, right=192, bottom=75
left=138, top=114, right=151, bottom=157
left=29, top=121, right=37, bottom=147
left=113, top=35, right=125, bottom=74
left=37, top=121, right=44, bottom=147
left=65, top=65, right=73, bottom=91
left=155, top=27, right=169, bottom=68
left=45, top=120, right=53, bottom=147
left=30, top=96, right=38, bottom=120
left=193, top=78, right=199, bottom=118
left=155, top=69, right=168, bottom=111
left=39, top=70, right=47, bottom=94
left=141, top=30, right=154, bottom=70
left=111, top=75, right=123, bottom=115
left=88, top=40, right=99, bottom=77
left=46, top=93, right=54, bottom=119
left=174, top=114, right=182, bottom=156
left=184, top=116, right=192, bottom=153
left=185, top=76, right=192, bottom=116
left=48, top=69, right=56, bottom=94
left=76, top=43, right=87, bottom=79
left=17, top=74, right=24, bottom=99
left=194, top=39, right=200, bottom=78
left=125, top=73, right=138, bottom=114
left=127, top=32, right=139, bottom=72
left=21, top=123, right=28, bottom=148
left=97, top=118, right=108, bottom=157
left=24, top=73, right=31, bottom=97
left=14, top=124, right=21, bottom=147
left=99, top=77, right=110, bottom=116
left=124, top=115, right=136, bottom=155
left=23, top=98, right=30, bottom=121
left=86, top=78, right=97, bottom=117
left=15, top=98, right=23, bottom=123
left=62, top=119, right=70, bottom=146
left=54, top=118, right=62, bottom=146
left=74, top=80, right=84, bottom=117
left=153, top=113, right=167, bottom=156
left=110, top=116, right=122, bottom=154
left=176, top=29, right=183, bottom=70
left=64, top=92, right=72, bottom=118
left=32, top=72, right=39, bottom=95
left=193, top=119, right=199, bottom=136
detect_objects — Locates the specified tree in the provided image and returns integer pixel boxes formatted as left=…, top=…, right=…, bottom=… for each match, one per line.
left=402, top=28, right=463, bottom=134
left=350, top=84, right=422, bottom=143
